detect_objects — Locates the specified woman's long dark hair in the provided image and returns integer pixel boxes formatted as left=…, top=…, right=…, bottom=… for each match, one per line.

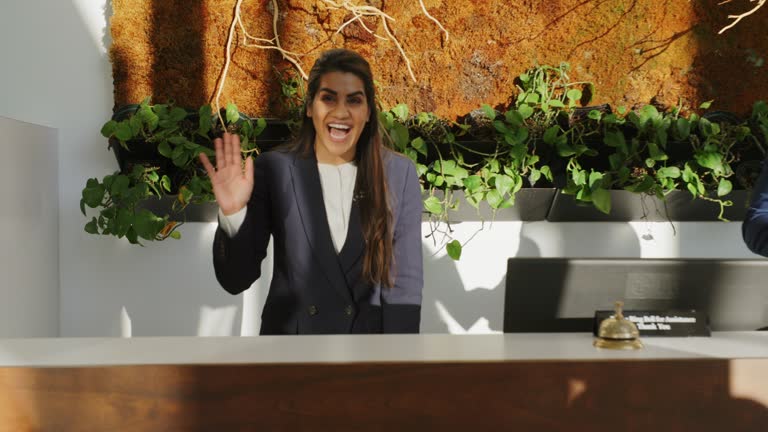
left=285, top=48, right=394, bottom=287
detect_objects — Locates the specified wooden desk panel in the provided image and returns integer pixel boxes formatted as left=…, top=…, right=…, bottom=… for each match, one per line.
left=2, top=359, right=768, bottom=431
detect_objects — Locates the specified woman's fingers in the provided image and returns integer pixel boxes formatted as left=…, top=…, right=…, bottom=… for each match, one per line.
left=227, top=133, right=241, bottom=168
left=214, top=137, right=224, bottom=171
left=205, top=133, right=246, bottom=180
left=199, top=153, right=215, bottom=179
left=244, top=155, right=254, bottom=185
left=221, top=133, right=230, bottom=167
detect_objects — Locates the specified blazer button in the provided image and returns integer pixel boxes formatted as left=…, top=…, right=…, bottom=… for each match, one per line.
left=308, top=305, right=318, bottom=316
left=344, top=305, right=353, bottom=316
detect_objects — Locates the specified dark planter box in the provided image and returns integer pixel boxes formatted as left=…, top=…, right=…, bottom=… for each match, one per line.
left=546, top=189, right=751, bottom=222
left=109, top=113, right=295, bottom=173
left=256, top=118, right=294, bottom=151
left=136, top=196, right=219, bottom=223
left=425, top=188, right=556, bottom=222
left=109, top=138, right=173, bottom=174
left=138, top=188, right=557, bottom=224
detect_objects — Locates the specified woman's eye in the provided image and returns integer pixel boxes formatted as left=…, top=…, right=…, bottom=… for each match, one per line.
left=349, top=98, right=363, bottom=105
left=321, top=95, right=334, bottom=102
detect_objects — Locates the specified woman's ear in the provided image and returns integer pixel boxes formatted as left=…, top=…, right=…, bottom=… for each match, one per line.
left=306, top=106, right=312, bottom=118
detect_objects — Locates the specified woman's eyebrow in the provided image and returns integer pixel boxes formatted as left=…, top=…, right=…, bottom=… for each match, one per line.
left=318, top=88, right=364, bottom=98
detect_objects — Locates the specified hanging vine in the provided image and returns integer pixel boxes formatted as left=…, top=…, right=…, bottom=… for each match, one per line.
left=718, top=0, right=766, bottom=34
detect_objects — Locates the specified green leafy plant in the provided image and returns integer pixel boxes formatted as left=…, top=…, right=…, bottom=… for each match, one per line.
left=515, top=62, right=593, bottom=139
left=81, top=165, right=180, bottom=244
left=678, top=106, right=753, bottom=219
left=561, top=100, right=755, bottom=220
left=275, top=68, right=306, bottom=136
left=82, top=99, right=265, bottom=243
left=83, top=63, right=768, bottom=256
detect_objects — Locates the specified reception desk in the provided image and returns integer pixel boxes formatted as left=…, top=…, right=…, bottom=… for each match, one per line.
left=2, top=333, right=767, bottom=430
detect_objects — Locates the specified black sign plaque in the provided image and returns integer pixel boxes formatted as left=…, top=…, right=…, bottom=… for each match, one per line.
left=593, top=310, right=711, bottom=337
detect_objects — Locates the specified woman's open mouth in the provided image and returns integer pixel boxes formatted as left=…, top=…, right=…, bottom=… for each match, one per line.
left=328, top=123, right=351, bottom=141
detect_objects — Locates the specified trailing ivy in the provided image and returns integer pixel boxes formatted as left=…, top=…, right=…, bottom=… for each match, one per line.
left=83, top=65, right=767, bottom=259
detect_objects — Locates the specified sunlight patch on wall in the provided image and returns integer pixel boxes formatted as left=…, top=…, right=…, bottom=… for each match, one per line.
left=422, top=221, right=522, bottom=292
left=628, top=221, right=681, bottom=258
left=197, top=305, right=238, bottom=336
left=72, top=0, right=109, bottom=55
left=119, top=306, right=131, bottom=337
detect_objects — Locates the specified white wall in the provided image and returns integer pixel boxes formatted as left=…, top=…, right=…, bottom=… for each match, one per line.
left=0, top=0, right=760, bottom=337
left=0, top=118, right=59, bottom=337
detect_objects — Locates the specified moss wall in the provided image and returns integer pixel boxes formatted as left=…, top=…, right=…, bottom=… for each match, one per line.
left=110, top=0, right=768, bottom=118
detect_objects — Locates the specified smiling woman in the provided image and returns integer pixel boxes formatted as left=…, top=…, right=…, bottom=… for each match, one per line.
left=199, top=49, right=424, bottom=335
left=307, top=71, right=371, bottom=165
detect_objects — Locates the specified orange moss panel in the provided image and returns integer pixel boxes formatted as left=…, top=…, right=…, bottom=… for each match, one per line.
left=110, top=0, right=768, bottom=119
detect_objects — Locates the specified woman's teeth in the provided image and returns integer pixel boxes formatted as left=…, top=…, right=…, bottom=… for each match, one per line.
left=329, top=124, right=350, bottom=139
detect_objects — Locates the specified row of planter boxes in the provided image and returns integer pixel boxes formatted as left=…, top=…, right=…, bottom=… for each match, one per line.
left=137, top=188, right=751, bottom=223
left=428, top=189, right=751, bottom=223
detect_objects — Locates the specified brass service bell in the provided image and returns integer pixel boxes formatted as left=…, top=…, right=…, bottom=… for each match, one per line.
left=593, top=301, right=643, bottom=350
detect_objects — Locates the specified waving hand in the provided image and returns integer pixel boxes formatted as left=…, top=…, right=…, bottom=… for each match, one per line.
left=199, top=133, right=254, bottom=215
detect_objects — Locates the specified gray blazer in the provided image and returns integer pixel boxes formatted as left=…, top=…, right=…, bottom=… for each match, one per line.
left=213, top=148, right=423, bottom=334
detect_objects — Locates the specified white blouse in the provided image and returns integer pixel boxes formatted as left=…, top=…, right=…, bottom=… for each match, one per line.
left=219, top=161, right=358, bottom=254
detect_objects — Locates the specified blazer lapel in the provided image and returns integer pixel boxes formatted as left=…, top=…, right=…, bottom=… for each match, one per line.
left=290, top=155, right=353, bottom=304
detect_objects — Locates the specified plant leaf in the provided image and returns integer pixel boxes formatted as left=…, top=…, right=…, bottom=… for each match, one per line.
left=392, top=104, right=409, bottom=122
left=481, top=104, right=496, bottom=120
left=158, top=140, right=172, bottom=158
left=100, top=120, right=117, bottom=138
left=543, top=125, right=560, bottom=145
left=463, top=175, right=483, bottom=192
left=717, top=178, right=732, bottom=197
left=225, top=103, right=239, bottom=124
left=656, top=166, right=681, bottom=179
left=411, top=137, right=427, bottom=157
left=591, top=187, right=611, bottom=214
left=446, top=240, right=462, bottom=260
left=84, top=217, right=98, bottom=234
left=423, top=196, right=443, bottom=215
left=566, top=89, right=582, bottom=105
left=114, top=122, right=133, bottom=142
left=695, top=152, right=723, bottom=172
left=494, top=174, right=514, bottom=198
left=133, top=209, right=163, bottom=240
left=518, top=105, right=533, bottom=119
left=82, top=182, right=106, bottom=208
left=486, top=189, right=503, bottom=209
left=161, top=175, right=172, bottom=192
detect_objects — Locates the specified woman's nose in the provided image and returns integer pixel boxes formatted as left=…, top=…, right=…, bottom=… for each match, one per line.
left=331, top=102, right=351, bottom=118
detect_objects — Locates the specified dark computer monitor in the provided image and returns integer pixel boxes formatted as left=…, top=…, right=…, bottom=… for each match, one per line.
left=503, top=258, right=768, bottom=332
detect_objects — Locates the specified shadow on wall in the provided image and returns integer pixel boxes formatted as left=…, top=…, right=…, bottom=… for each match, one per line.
left=91, top=224, right=243, bottom=338
left=690, top=0, right=768, bottom=116
left=151, top=1, right=206, bottom=107
left=420, top=221, right=647, bottom=334
left=422, top=250, right=506, bottom=334
left=110, top=295, right=243, bottom=338
left=420, top=222, right=529, bottom=334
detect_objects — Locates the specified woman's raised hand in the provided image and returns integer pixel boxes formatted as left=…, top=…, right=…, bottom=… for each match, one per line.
left=199, top=132, right=254, bottom=216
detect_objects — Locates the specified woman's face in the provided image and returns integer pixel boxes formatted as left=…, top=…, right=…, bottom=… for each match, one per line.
left=307, top=71, right=370, bottom=165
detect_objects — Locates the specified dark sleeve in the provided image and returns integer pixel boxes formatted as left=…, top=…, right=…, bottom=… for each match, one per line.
left=382, top=158, right=424, bottom=333
left=212, top=155, right=272, bottom=294
left=743, top=160, right=768, bottom=257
